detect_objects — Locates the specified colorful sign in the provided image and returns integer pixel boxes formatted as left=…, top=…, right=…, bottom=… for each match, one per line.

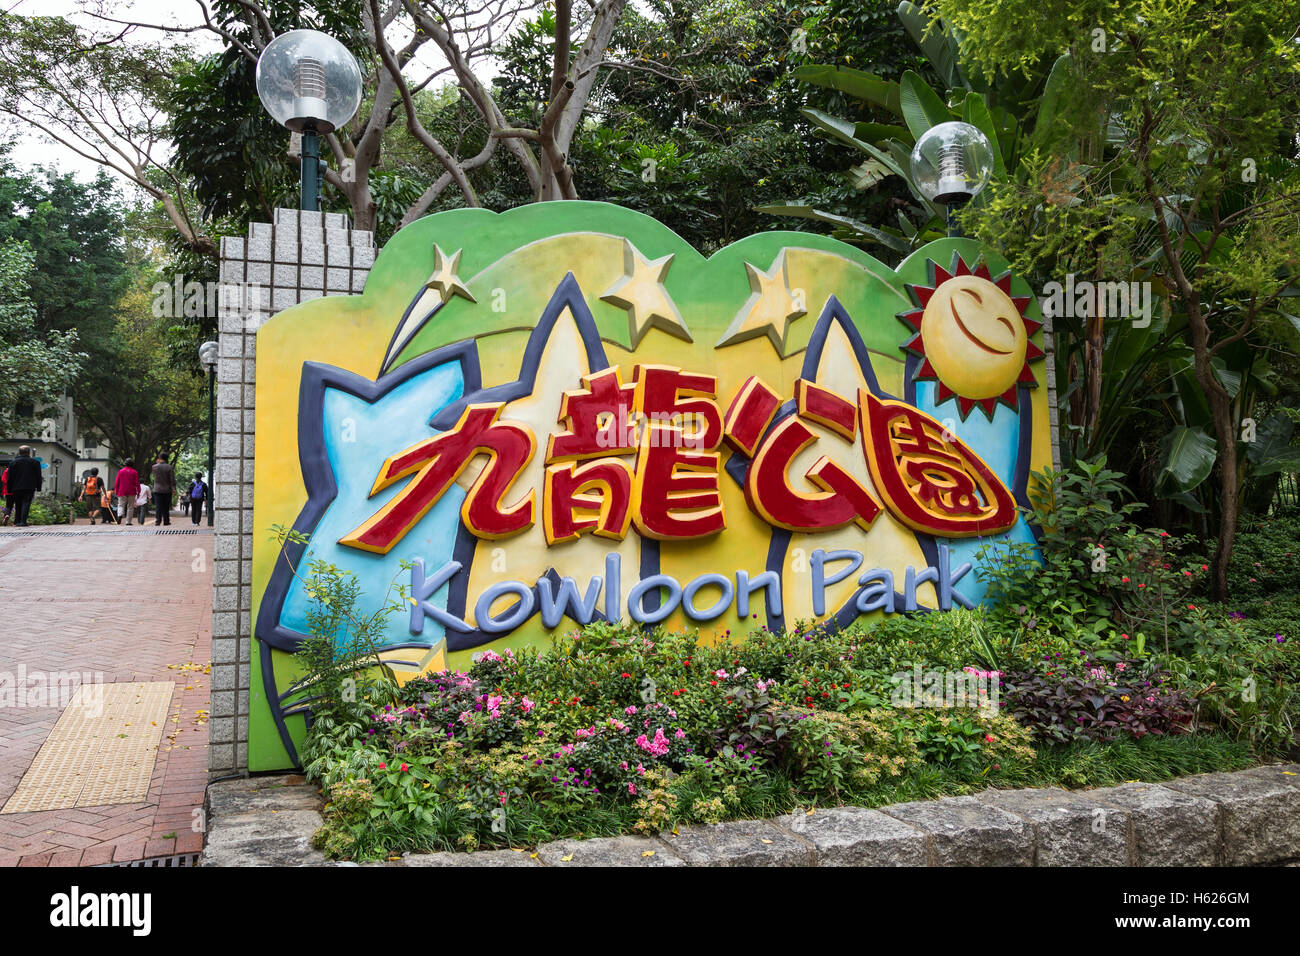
left=249, top=202, right=1052, bottom=769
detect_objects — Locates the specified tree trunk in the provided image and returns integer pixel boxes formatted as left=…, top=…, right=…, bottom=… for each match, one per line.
left=1205, top=385, right=1238, bottom=601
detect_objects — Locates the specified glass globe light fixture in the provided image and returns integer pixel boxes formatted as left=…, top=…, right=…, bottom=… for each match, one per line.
left=255, top=30, right=362, bottom=134
left=910, top=121, right=995, bottom=206
left=198, top=340, right=219, bottom=369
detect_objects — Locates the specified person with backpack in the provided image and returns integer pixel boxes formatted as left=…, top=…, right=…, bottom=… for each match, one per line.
left=187, top=474, right=208, bottom=525
left=113, top=458, right=141, bottom=526
left=79, top=469, right=106, bottom=524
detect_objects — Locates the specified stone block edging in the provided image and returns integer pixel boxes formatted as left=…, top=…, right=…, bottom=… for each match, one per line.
left=198, top=763, right=1300, bottom=867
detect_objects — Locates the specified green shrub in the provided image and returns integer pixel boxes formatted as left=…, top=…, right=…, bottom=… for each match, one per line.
left=25, top=499, right=71, bottom=525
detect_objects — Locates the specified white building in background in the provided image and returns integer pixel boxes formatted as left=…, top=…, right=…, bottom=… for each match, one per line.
left=76, top=434, right=118, bottom=491
left=0, top=394, right=80, bottom=497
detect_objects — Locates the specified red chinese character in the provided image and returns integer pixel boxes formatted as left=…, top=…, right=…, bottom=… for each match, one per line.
left=744, top=380, right=881, bottom=532
left=340, top=403, right=535, bottom=553
left=543, top=458, right=634, bottom=544
left=859, top=391, right=1017, bottom=537
left=634, top=364, right=724, bottom=452
left=722, top=375, right=782, bottom=456
left=627, top=365, right=727, bottom=539
left=547, top=367, right=638, bottom=460
left=632, top=421, right=726, bottom=539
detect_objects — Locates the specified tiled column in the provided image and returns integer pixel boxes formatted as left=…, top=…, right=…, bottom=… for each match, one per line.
left=1042, top=310, right=1061, bottom=471
left=209, top=209, right=375, bottom=775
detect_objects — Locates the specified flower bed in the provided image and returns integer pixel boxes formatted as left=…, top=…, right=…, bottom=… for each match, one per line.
left=301, top=613, right=1277, bottom=861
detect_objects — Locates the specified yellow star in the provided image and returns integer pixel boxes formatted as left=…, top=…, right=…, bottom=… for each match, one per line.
left=600, top=240, right=691, bottom=348
left=715, top=250, right=807, bottom=355
left=424, top=244, right=476, bottom=305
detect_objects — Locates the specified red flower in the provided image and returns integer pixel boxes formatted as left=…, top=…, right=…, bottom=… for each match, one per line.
left=1121, top=576, right=1130, bottom=583
left=378, top=762, right=387, bottom=770
left=620, top=672, right=632, bottom=678
left=400, top=763, right=409, bottom=772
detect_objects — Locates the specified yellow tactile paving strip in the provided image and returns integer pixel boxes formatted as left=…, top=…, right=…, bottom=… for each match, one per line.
left=1, top=681, right=174, bottom=813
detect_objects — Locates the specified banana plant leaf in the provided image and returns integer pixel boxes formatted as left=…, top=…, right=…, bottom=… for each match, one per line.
left=1247, top=413, right=1300, bottom=477
left=899, top=70, right=954, bottom=141
left=792, top=64, right=900, bottom=113
left=752, top=203, right=913, bottom=253
left=1157, top=425, right=1218, bottom=492
left=961, top=91, right=1006, bottom=176
left=896, top=1, right=966, bottom=90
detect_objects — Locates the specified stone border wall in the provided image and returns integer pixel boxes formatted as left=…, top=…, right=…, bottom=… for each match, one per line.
left=201, top=764, right=1300, bottom=866
left=210, top=209, right=375, bottom=775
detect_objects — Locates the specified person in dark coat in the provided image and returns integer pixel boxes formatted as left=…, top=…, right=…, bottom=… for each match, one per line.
left=150, top=454, right=175, bottom=526
left=5, top=446, right=42, bottom=526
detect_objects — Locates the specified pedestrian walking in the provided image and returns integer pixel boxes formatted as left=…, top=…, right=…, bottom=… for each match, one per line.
left=4, top=446, right=42, bottom=527
left=187, top=474, right=208, bottom=525
left=151, top=454, right=175, bottom=526
left=1, top=462, right=11, bottom=526
left=79, top=469, right=107, bottom=525
left=114, top=458, right=141, bottom=525
left=136, top=483, right=153, bottom=524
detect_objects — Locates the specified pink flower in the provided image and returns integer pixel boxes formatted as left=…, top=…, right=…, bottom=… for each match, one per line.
left=625, top=705, right=637, bottom=715
left=520, top=696, right=535, bottom=713
left=674, top=729, right=686, bottom=739
left=635, top=728, right=671, bottom=756
left=628, top=783, right=637, bottom=795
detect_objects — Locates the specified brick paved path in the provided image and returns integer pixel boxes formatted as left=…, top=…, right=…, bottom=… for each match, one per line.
left=0, top=525, right=211, bottom=866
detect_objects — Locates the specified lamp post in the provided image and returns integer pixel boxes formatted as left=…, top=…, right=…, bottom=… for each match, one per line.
left=199, top=340, right=219, bottom=527
left=255, top=30, right=363, bottom=211
left=910, top=122, right=995, bottom=237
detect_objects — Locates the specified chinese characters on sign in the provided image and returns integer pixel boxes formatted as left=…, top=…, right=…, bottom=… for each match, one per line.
left=342, top=366, right=1017, bottom=557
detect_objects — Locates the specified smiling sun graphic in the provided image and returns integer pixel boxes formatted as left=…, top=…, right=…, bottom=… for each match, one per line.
left=899, top=255, right=1045, bottom=421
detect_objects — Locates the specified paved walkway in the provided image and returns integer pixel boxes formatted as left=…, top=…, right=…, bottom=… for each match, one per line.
left=0, top=522, right=211, bottom=866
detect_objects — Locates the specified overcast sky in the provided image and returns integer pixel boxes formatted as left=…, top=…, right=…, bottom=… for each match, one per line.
left=3, top=0, right=513, bottom=187
left=5, top=0, right=224, bottom=181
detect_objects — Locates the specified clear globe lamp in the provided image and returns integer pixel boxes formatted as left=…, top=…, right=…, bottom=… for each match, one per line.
left=910, top=122, right=995, bottom=206
left=255, top=29, right=363, bottom=134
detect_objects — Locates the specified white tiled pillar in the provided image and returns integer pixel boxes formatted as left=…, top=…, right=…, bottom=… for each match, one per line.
left=209, top=209, right=375, bottom=775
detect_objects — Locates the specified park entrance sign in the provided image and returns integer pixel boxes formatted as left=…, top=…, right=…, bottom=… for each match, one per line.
left=249, top=202, right=1052, bottom=769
